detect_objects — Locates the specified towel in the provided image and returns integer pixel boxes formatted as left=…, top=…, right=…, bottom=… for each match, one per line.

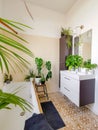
left=24, top=113, right=54, bottom=130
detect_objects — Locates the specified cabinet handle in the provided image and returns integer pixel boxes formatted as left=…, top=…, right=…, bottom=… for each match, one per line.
left=64, top=77, right=70, bottom=80
left=64, top=87, right=70, bottom=92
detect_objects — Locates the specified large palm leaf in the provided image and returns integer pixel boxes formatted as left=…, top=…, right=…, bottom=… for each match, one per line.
left=0, top=18, right=34, bottom=111
left=0, top=17, right=33, bottom=73
left=0, top=89, right=32, bottom=112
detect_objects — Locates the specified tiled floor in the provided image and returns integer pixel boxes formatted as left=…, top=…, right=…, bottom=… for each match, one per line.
left=40, top=92, right=98, bottom=130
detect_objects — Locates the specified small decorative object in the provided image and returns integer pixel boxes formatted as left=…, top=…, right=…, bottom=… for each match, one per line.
left=4, top=73, right=13, bottom=84
left=65, top=55, right=83, bottom=70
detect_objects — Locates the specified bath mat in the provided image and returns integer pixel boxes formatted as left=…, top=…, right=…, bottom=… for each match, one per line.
left=41, top=101, right=65, bottom=129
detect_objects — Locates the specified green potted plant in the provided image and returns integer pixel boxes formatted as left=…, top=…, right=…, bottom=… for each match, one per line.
left=34, top=57, right=52, bottom=85
left=24, top=70, right=35, bottom=82
left=40, top=74, right=46, bottom=84
left=61, top=27, right=73, bottom=48
left=35, top=57, right=43, bottom=85
left=83, top=59, right=97, bottom=74
left=40, top=61, right=52, bottom=84
left=65, top=55, right=83, bottom=70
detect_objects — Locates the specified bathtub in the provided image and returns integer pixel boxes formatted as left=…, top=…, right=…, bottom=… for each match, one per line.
left=0, top=82, right=40, bottom=130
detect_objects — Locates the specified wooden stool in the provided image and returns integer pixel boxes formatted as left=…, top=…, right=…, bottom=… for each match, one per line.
left=35, top=83, right=49, bottom=100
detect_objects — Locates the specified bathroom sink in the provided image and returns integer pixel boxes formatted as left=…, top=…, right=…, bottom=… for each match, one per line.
left=61, top=70, right=95, bottom=80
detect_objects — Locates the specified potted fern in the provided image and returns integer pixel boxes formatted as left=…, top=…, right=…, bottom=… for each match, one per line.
left=25, top=70, right=35, bottom=82
left=61, top=27, right=73, bottom=48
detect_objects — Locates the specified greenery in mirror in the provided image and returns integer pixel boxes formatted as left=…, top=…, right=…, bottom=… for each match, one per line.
left=65, top=55, right=83, bottom=70
left=0, top=18, right=33, bottom=111
left=83, top=59, right=97, bottom=70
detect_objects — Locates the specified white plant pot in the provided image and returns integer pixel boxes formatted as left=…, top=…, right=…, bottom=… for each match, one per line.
left=30, top=78, right=34, bottom=82
left=35, top=78, right=41, bottom=85
left=80, top=68, right=88, bottom=74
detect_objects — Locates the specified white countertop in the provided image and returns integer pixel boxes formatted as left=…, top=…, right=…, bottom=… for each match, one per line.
left=60, top=70, right=95, bottom=80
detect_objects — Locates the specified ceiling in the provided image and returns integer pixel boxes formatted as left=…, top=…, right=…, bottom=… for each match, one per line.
left=28, top=0, right=78, bottom=14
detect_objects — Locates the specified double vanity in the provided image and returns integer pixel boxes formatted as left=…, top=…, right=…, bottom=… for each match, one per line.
left=60, top=70, right=95, bottom=107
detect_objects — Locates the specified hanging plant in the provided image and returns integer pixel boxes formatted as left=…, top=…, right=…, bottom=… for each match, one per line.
left=61, top=27, right=73, bottom=48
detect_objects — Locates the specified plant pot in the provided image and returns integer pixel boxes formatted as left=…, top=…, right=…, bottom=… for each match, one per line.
left=30, top=78, right=34, bottom=82
left=41, top=80, right=45, bottom=84
left=35, top=77, right=41, bottom=85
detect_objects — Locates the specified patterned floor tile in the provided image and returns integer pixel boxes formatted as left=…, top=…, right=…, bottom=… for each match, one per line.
left=40, top=92, right=98, bottom=130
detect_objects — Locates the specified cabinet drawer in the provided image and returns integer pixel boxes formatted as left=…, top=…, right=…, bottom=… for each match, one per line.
left=69, top=79, right=79, bottom=94
left=70, top=91, right=79, bottom=106
left=61, top=75, right=79, bottom=92
left=60, top=71, right=95, bottom=107
left=62, top=86, right=71, bottom=98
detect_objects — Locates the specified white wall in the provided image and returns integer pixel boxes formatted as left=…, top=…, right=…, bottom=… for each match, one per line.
left=1, top=0, right=65, bottom=92
left=65, top=0, right=98, bottom=115
left=2, top=0, right=66, bottom=38
left=0, top=0, right=3, bottom=16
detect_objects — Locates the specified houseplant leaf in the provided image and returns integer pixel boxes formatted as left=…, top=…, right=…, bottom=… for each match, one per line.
left=0, top=17, right=34, bottom=73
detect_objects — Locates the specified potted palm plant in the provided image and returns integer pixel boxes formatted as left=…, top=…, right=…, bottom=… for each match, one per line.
left=0, top=17, right=33, bottom=111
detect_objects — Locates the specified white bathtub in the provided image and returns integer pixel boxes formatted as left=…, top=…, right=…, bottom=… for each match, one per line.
left=0, top=82, right=40, bottom=130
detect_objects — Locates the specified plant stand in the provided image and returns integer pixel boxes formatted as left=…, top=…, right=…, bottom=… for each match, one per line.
left=35, top=83, right=49, bottom=100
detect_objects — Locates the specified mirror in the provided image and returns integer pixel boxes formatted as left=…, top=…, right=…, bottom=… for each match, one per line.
left=74, top=29, right=92, bottom=61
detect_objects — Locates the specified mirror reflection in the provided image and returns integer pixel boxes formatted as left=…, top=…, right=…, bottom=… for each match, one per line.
left=74, top=29, right=92, bottom=61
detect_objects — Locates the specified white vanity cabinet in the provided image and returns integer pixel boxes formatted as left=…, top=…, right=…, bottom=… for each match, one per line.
left=60, top=71, right=95, bottom=107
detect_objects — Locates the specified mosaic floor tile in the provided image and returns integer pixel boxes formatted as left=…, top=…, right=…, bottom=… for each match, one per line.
left=40, top=92, right=98, bottom=130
